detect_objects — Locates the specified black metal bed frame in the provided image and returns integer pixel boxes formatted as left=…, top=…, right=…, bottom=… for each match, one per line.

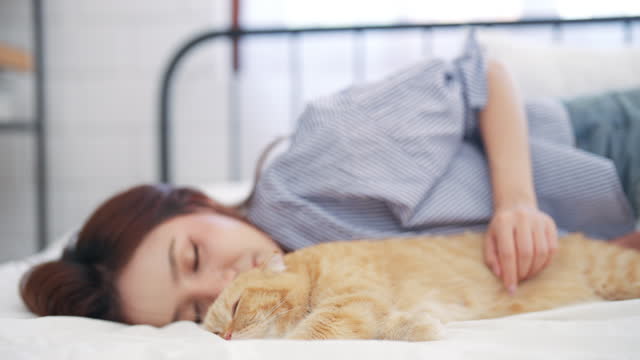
left=158, top=15, right=640, bottom=184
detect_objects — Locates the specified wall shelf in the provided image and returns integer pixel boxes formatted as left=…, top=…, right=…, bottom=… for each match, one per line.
left=0, top=43, right=33, bottom=72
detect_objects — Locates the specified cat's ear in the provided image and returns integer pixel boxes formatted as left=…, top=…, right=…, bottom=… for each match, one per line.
left=263, top=252, right=287, bottom=273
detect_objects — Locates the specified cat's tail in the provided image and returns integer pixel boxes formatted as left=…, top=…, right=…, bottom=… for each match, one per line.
left=573, top=233, right=640, bottom=300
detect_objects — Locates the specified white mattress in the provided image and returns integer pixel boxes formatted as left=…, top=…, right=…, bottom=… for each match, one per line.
left=1, top=300, right=639, bottom=359
left=1, top=181, right=639, bottom=359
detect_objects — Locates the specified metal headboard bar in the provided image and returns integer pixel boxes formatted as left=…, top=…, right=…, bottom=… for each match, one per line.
left=159, top=16, right=639, bottom=183
left=33, top=0, right=48, bottom=250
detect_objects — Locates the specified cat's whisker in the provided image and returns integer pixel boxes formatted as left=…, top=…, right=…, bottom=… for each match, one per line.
left=262, top=298, right=287, bottom=320
left=266, top=305, right=300, bottom=323
left=261, top=302, right=295, bottom=327
left=234, top=307, right=300, bottom=340
left=249, top=305, right=302, bottom=338
left=233, top=324, right=260, bottom=339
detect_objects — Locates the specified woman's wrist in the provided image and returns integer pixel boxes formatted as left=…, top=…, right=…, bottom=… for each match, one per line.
left=493, top=190, right=538, bottom=211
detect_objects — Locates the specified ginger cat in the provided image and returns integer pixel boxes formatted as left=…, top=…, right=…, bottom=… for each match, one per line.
left=203, top=232, right=640, bottom=341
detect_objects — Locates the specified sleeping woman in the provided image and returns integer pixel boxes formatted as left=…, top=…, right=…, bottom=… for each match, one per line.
left=20, top=31, right=640, bottom=329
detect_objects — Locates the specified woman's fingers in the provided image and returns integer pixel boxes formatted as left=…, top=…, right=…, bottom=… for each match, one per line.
left=542, top=219, right=559, bottom=269
left=514, top=224, right=533, bottom=281
left=484, top=233, right=501, bottom=277
left=496, top=225, right=518, bottom=293
left=527, top=223, right=547, bottom=278
left=487, top=208, right=560, bottom=293
left=527, top=217, right=558, bottom=280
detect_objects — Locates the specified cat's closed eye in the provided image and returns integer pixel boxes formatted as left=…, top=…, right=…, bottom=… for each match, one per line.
left=231, top=299, right=240, bottom=317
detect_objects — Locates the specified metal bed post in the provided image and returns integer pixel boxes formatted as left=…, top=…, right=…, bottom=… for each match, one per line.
left=32, top=0, right=48, bottom=250
left=421, top=27, right=433, bottom=57
left=289, top=32, right=302, bottom=130
left=552, top=22, right=564, bottom=43
left=623, top=19, right=634, bottom=45
left=229, top=57, right=241, bottom=181
left=229, top=1, right=242, bottom=181
left=159, top=32, right=225, bottom=183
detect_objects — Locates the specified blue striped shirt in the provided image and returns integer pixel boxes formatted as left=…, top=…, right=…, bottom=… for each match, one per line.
left=246, top=31, right=637, bottom=251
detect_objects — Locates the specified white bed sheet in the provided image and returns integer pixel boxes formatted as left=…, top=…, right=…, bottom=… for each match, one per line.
left=1, top=300, right=639, bottom=360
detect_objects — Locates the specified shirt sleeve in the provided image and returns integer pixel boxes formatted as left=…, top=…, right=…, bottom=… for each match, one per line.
left=455, top=30, right=490, bottom=139
left=345, top=30, right=488, bottom=225
left=248, top=30, right=489, bottom=247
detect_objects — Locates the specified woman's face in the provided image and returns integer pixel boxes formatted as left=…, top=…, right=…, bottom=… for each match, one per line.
left=116, top=212, right=282, bottom=327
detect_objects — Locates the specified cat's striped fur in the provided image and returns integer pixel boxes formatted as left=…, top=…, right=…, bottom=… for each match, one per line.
left=204, top=232, right=640, bottom=341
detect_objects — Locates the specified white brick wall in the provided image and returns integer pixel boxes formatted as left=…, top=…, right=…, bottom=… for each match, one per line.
left=43, top=0, right=232, bottom=243
left=1, top=0, right=232, bottom=261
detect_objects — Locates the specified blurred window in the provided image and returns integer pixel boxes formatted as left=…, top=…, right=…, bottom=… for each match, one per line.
left=242, top=0, right=640, bottom=27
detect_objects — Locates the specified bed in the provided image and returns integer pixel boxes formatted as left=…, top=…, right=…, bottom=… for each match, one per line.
left=3, top=182, right=640, bottom=359
left=2, top=183, right=640, bottom=359
left=3, top=16, right=640, bottom=359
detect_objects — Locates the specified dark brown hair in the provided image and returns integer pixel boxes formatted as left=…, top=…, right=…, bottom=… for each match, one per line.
left=19, top=184, right=251, bottom=323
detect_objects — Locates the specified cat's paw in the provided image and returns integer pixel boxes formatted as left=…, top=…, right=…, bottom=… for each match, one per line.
left=383, top=311, right=445, bottom=342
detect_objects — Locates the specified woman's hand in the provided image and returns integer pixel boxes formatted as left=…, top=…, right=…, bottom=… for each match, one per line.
left=483, top=204, right=559, bottom=294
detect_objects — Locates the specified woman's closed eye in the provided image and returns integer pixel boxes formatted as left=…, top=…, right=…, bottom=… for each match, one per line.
left=192, top=241, right=202, bottom=323
left=192, top=241, right=199, bottom=272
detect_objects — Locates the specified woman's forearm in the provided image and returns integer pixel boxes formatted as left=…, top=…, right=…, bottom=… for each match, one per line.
left=479, top=59, right=537, bottom=210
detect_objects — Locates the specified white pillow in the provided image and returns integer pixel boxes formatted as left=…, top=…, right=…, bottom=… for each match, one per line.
left=200, top=181, right=253, bottom=206
left=476, top=30, right=640, bottom=98
left=0, top=230, right=71, bottom=318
